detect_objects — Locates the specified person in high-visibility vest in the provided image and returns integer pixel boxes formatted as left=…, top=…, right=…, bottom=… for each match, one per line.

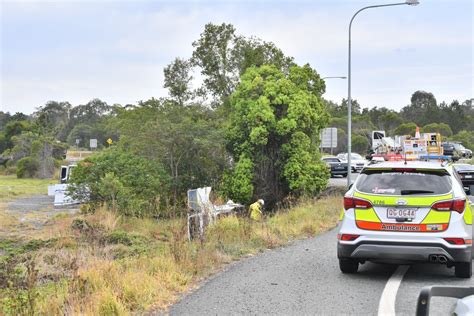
left=249, top=199, right=264, bottom=221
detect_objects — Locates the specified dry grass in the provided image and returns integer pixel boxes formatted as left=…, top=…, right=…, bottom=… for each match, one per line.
left=0, top=195, right=342, bottom=315
left=0, top=211, right=17, bottom=231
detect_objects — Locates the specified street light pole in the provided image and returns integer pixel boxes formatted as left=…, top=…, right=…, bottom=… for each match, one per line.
left=346, top=0, right=419, bottom=188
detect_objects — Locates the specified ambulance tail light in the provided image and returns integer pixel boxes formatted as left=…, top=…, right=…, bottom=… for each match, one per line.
left=344, top=197, right=373, bottom=210
left=339, top=234, right=360, bottom=241
left=444, top=238, right=471, bottom=245
left=452, top=199, right=467, bottom=213
left=432, top=199, right=466, bottom=214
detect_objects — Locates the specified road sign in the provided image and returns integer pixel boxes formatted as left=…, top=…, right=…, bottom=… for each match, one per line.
left=320, top=128, right=337, bottom=148
left=90, top=139, right=97, bottom=149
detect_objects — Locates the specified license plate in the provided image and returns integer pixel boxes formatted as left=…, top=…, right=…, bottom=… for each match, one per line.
left=387, top=208, right=417, bottom=219
left=335, top=167, right=344, bottom=170
left=465, top=175, right=473, bottom=179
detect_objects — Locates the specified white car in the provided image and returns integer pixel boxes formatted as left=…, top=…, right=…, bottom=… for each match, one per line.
left=337, top=153, right=368, bottom=172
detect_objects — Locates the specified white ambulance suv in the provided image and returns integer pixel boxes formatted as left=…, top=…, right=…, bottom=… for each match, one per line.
left=337, top=160, right=472, bottom=278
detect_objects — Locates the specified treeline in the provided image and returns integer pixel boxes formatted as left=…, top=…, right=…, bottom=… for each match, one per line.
left=0, top=23, right=329, bottom=216
left=1, top=22, right=472, bottom=216
left=326, top=91, right=473, bottom=154
left=0, top=99, right=116, bottom=178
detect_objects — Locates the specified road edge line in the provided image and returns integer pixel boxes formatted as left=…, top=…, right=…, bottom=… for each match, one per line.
left=377, top=265, right=410, bottom=316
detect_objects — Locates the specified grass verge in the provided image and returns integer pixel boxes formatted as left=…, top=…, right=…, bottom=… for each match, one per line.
left=0, top=175, right=55, bottom=202
left=0, top=195, right=342, bottom=315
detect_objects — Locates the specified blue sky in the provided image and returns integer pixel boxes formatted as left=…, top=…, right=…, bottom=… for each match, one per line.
left=1, top=0, right=472, bottom=114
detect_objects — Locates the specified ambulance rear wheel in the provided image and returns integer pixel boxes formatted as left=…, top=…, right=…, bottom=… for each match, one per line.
left=339, top=259, right=359, bottom=274
left=455, top=262, right=472, bottom=278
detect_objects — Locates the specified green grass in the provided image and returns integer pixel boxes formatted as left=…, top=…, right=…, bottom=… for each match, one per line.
left=0, top=175, right=55, bottom=202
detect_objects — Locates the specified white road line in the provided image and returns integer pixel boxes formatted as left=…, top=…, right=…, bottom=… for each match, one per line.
left=378, top=265, right=410, bottom=316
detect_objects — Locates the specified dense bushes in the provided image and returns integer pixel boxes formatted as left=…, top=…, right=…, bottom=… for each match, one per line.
left=68, top=149, right=171, bottom=217
left=16, top=157, right=39, bottom=178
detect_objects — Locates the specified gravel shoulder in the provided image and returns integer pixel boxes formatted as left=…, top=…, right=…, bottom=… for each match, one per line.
left=0, top=194, right=78, bottom=237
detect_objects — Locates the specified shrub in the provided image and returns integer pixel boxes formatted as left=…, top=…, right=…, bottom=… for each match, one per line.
left=68, top=149, right=170, bottom=217
left=16, top=157, right=39, bottom=178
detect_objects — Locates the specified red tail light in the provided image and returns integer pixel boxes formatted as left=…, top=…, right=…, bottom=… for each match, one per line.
left=344, top=197, right=373, bottom=210
left=431, top=201, right=452, bottom=211
left=340, top=234, right=360, bottom=241
left=432, top=199, right=466, bottom=213
left=453, top=199, right=466, bottom=213
left=444, top=238, right=467, bottom=245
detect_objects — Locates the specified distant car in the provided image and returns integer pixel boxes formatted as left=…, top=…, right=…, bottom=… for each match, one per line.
left=453, top=143, right=473, bottom=159
left=454, top=164, right=474, bottom=195
left=337, top=153, right=368, bottom=172
left=442, top=142, right=455, bottom=156
left=321, top=157, right=348, bottom=178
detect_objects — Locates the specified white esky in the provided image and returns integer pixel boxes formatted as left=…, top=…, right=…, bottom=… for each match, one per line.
left=1, top=0, right=473, bottom=114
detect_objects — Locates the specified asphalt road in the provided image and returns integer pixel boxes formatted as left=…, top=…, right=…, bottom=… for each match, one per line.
left=171, top=170, right=474, bottom=315
left=328, top=173, right=359, bottom=188
left=171, top=227, right=474, bottom=315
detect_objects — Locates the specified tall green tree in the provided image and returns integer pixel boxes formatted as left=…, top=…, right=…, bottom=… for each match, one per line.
left=191, top=23, right=294, bottom=107
left=192, top=23, right=238, bottom=102
left=34, top=101, right=71, bottom=141
left=163, top=58, right=194, bottom=106
left=2, top=120, right=32, bottom=151
left=225, top=64, right=330, bottom=207
left=232, top=36, right=295, bottom=76
left=401, top=91, right=439, bottom=126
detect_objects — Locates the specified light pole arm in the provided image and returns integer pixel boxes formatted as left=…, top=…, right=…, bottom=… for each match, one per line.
left=346, top=1, right=409, bottom=189
left=349, top=3, right=407, bottom=32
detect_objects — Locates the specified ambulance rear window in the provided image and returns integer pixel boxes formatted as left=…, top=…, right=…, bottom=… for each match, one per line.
left=356, top=169, right=452, bottom=195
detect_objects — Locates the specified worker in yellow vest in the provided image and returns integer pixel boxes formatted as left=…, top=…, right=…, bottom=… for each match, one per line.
left=249, top=199, right=264, bottom=221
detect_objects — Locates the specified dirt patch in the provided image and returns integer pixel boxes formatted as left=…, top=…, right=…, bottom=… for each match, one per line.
left=1, top=194, right=79, bottom=237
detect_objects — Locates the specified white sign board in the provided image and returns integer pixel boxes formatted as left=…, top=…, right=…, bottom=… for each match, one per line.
left=320, top=128, right=337, bottom=148
left=89, top=139, right=98, bottom=149
left=403, top=139, right=428, bottom=156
